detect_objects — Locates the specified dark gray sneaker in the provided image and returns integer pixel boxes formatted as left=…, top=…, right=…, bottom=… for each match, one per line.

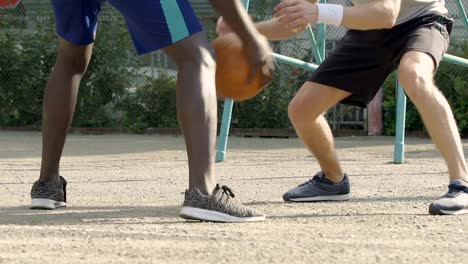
left=429, top=180, right=468, bottom=215
left=283, top=172, right=351, bottom=202
left=179, top=184, right=265, bottom=223
left=30, top=176, right=67, bottom=210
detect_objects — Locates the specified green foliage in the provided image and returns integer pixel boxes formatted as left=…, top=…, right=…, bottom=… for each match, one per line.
left=0, top=13, right=466, bottom=136
left=120, top=71, right=178, bottom=133
left=435, top=45, right=468, bottom=136
left=232, top=55, right=308, bottom=129
left=0, top=16, right=140, bottom=129
left=0, top=20, right=55, bottom=127
left=71, top=19, right=138, bottom=128
left=233, top=72, right=291, bottom=129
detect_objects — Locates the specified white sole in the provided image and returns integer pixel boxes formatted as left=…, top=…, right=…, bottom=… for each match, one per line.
left=179, top=207, right=265, bottom=223
left=437, top=208, right=468, bottom=215
left=288, top=193, right=352, bottom=202
left=31, top=199, right=66, bottom=210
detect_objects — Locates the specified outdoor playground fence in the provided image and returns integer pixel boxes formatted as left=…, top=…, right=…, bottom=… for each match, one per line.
left=0, top=0, right=467, bottom=141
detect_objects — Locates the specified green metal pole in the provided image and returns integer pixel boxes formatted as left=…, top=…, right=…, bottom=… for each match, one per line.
left=442, top=54, right=468, bottom=67
left=216, top=101, right=234, bottom=162
left=455, top=0, right=468, bottom=31
left=306, top=25, right=323, bottom=63
left=394, top=78, right=407, bottom=164
left=216, top=0, right=251, bottom=162
left=273, top=53, right=319, bottom=71
left=317, top=0, right=327, bottom=61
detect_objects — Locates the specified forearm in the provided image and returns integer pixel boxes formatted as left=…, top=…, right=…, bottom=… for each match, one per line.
left=275, top=0, right=401, bottom=32
left=209, top=0, right=259, bottom=43
left=256, top=17, right=306, bottom=41
left=341, top=1, right=401, bottom=30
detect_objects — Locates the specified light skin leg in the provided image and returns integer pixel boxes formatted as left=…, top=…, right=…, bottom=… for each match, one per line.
left=288, top=81, right=351, bottom=183
left=39, top=38, right=94, bottom=186
left=398, top=51, right=468, bottom=183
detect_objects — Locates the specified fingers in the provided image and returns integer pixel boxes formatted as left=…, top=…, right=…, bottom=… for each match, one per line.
left=289, top=17, right=308, bottom=28
left=275, top=4, right=302, bottom=18
left=260, top=62, right=275, bottom=87
left=245, top=56, right=275, bottom=87
left=274, top=0, right=317, bottom=30
left=277, top=12, right=305, bottom=26
left=295, top=22, right=309, bottom=32
left=275, top=0, right=301, bottom=14
left=242, top=36, right=274, bottom=86
left=245, top=63, right=274, bottom=87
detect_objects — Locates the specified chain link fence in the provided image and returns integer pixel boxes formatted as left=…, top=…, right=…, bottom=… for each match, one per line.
left=0, top=0, right=467, bottom=136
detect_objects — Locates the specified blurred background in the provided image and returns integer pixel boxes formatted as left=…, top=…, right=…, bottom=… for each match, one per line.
left=0, top=0, right=466, bottom=137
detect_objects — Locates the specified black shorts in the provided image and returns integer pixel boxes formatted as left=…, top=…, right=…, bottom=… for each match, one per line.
left=308, top=14, right=453, bottom=107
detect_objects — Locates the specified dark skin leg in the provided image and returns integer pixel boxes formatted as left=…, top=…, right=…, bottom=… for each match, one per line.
left=39, top=33, right=217, bottom=195
left=39, top=38, right=93, bottom=186
left=163, top=32, right=217, bottom=195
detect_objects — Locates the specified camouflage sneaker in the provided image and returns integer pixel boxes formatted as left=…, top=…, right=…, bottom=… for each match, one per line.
left=179, top=184, right=265, bottom=223
left=30, top=176, right=67, bottom=210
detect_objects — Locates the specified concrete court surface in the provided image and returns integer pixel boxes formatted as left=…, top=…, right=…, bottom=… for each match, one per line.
left=0, top=131, right=467, bottom=264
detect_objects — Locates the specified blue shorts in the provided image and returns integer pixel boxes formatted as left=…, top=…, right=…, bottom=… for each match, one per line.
left=51, top=0, right=203, bottom=55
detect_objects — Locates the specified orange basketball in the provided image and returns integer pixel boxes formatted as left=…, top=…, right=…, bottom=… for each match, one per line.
left=212, top=33, right=271, bottom=102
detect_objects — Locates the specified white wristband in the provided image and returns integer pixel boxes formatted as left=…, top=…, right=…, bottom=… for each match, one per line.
left=317, top=4, right=344, bottom=26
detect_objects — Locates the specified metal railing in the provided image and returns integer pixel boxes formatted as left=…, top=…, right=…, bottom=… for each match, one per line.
left=216, top=0, right=468, bottom=164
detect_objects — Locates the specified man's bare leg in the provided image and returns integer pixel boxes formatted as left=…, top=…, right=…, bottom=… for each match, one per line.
left=39, top=38, right=93, bottom=186
left=166, top=32, right=265, bottom=222
left=31, top=38, right=93, bottom=209
left=282, top=81, right=352, bottom=202
left=398, top=51, right=468, bottom=183
left=288, top=82, right=351, bottom=183
left=163, top=32, right=217, bottom=195
left=398, top=51, right=468, bottom=215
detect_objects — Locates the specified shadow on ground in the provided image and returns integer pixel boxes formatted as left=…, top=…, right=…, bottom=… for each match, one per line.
left=0, top=205, right=181, bottom=225
left=0, top=194, right=440, bottom=226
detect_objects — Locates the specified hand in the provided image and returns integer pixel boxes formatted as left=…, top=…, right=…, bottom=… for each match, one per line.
left=274, top=0, right=318, bottom=29
left=216, top=17, right=233, bottom=35
left=275, top=15, right=309, bottom=34
left=243, top=34, right=275, bottom=87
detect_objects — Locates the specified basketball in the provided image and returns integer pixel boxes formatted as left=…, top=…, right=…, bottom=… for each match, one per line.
left=212, top=33, right=271, bottom=101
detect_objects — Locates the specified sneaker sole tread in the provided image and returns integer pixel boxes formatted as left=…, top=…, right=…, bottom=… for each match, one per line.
left=31, top=198, right=66, bottom=210
left=179, top=207, right=265, bottom=223
left=285, top=193, right=352, bottom=202
left=429, top=204, right=468, bottom=215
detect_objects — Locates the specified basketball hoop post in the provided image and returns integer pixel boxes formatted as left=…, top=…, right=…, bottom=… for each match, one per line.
left=216, top=0, right=251, bottom=162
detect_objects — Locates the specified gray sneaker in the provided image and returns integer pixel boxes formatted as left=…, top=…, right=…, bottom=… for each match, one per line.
left=429, top=180, right=468, bottom=215
left=179, top=184, right=265, bottom=223
left=30, top=176, right=67, bottom=210
left=283, top=172, right=351, bottom=202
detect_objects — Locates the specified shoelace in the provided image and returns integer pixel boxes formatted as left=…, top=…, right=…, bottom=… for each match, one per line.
left=220, top=185, right=236, bottom=198
left=213, top=184, right=236, bottom=205
left=217, top=184, right=251, bottom=216
left=299, top=175, right=321, bottom=187
left=444, top=184, right=468, bottom=197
